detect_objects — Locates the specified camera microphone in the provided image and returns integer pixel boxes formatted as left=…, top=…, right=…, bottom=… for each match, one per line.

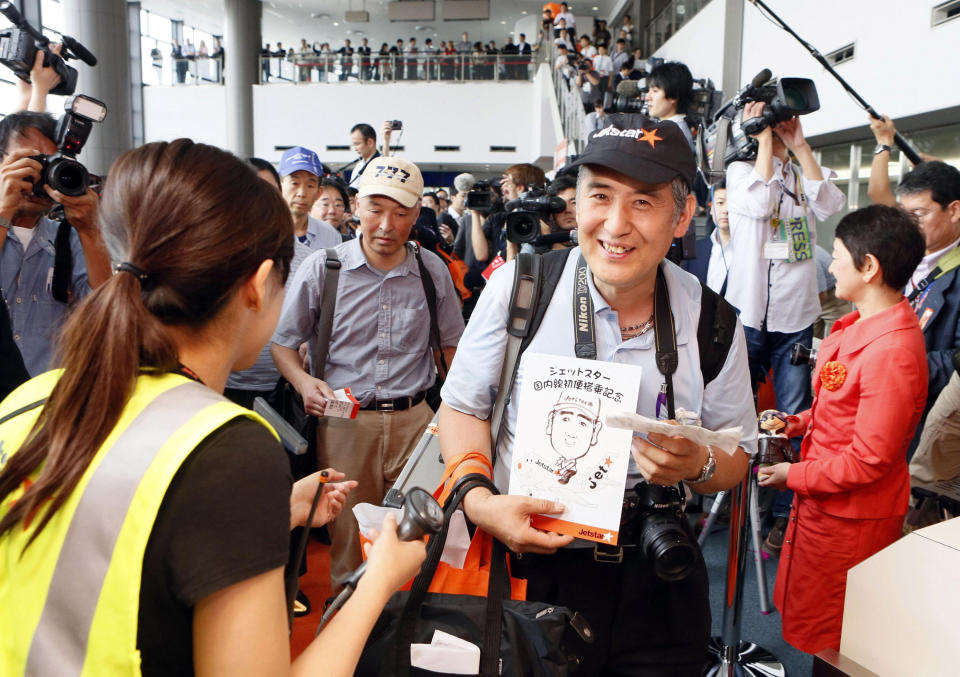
left=61, top=35, right=97, bottom=66
left=733, top=68, right=772, bottom=107
left=616, top=79, right=642, bottom=98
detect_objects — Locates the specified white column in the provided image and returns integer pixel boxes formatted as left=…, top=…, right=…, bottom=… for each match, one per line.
left=61, top=0, right=131, bottom=176
left=223, top=0, right=260, bottom=158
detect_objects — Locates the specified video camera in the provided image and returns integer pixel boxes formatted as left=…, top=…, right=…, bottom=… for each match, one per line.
left=697, top=69, right=820, bottom=185
left=464, top=178, right=501, bottom=215
left=31, top=94, right=107, bottom=198
left=504, top=186, right=566, bottom=245
left=0, top=1, right=97, bottom=96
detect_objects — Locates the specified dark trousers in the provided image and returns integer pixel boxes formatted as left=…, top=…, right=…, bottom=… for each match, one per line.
left=510, top=538, right=710, bottom=676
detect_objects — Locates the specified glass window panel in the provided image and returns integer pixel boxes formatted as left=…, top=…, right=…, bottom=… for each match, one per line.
left=149, top=13, right=171, bottom=42
left=41, top=0, right=64, bottom=35
left=0, top=82, right=19, bottom=114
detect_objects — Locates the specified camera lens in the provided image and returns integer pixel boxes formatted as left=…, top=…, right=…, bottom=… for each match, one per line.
left=505, top=212, right=539, bottom=244
left=639, top=512, right=697, bottom=581
left=47, top=157, right=89, bottom=197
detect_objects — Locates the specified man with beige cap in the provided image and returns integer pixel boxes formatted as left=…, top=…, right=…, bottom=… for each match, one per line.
left=271, top=155, right=464, bottom=588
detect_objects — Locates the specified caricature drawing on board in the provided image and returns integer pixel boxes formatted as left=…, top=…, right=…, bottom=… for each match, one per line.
left=546, top=392, right=603, bottom=484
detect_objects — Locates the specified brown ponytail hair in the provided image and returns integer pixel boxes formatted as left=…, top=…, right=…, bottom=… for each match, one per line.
left=0, top=139, right=293, bottom=544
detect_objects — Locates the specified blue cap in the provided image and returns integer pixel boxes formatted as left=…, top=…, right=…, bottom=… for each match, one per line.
left=278, top=146, right=324, bottom=177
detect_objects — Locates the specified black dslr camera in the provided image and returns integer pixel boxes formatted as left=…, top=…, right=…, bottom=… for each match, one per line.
left=504, top=187, right=566, bottom=245
left=629, top=482, right=697, bottom=581
left=31, top=95, right=107, bottom=198
left=0, top=1, right=97, bottom=97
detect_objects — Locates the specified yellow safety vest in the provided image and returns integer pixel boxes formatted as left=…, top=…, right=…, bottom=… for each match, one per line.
left=0, top=371, right=277, bottom=677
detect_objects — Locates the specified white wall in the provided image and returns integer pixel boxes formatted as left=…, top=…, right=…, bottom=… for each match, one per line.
left=144, top=85, right=228, bottom=148
left=143, top=76, right=560, bottom=168
left=651, top=0, right=726, bottom=87
left=651, top=0, right=960, bottom=138
left=740, top=0, right=960, bottom=138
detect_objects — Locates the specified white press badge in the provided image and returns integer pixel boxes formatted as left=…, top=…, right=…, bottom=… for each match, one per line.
left=764, top=215, right=813, bottom=262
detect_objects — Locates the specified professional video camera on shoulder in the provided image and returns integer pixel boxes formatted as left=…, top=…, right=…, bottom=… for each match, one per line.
left=697, top=69, right=819, bottom=185
left=0, top=1, right=97, bottom=96
left=32, top=94, right=107, bottom=198
left=504, top=186, right=566, bottom=245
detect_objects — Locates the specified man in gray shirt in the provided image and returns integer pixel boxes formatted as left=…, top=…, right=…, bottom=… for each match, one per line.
left=272, top=156, right=464, bottom=588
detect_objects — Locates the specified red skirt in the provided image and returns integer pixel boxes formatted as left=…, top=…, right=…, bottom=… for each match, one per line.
left=773, top=497, right=903, bottom=654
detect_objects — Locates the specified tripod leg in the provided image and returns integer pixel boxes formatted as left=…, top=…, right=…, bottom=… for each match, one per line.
left=697, top=490, right=727, bottom=548
left=749, top=471, right=772, bottom=614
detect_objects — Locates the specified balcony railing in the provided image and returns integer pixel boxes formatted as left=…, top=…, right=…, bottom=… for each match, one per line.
left=258, top=53, right=538, bottom=84
left=168, top=56, right=224, bottom=85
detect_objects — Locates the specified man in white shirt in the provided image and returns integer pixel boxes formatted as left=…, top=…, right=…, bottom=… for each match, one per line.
left=581, top=100, right=607, bottom=141
left=554, top=2, right=577, bottom=43
left=644, top=61, right=695, bottom=152
left=725, top=101, right=845, bottom=417
left=724, top=103, right=844, bottom=553
left=347, top=122, right=381, bottom=186
left=593, top=44, right=613, bottom=79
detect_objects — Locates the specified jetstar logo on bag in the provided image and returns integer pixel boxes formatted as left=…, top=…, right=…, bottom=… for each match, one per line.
left=592, top=124, right=664, bottom=148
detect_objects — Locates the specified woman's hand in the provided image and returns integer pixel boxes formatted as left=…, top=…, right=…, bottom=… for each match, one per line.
left=360, top=513, right=428, bottom=594
left=757, top=462, right=791, bottom=490
left=783, top=414, right=806, bottom=439
left=289, top=469, right=358, bottom=530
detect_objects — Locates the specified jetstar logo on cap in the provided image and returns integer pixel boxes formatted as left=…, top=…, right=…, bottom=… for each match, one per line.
left=371, top=162, right=412, bottom=184
left=592, top=124, right=664, bottom=148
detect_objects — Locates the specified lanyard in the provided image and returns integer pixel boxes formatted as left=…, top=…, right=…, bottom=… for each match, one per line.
left=571, top=255, right=677, bottom=420
left=908, top=245, right=960, bottom=309
left=773, top=161, right=807, bottom=220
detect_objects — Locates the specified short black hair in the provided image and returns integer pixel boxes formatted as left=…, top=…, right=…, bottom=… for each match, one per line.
left=835, top=204, right=925, bottom=290
left=320, top=176, right=349, bottom=207
left=351, top=122, right=376, bottom=143
left=547, top=172, right=577, bottom=196
left=247, top=157, right=281, bottom=189
left=647, top=61, right=694, bottom=114
left=0, top=111, right=56, bottom=157
left=423, top=191, right=439, bottom=203
left=897, top=160, right=960, bottom=209
left=520, top=33, right=526, bottom=39
left=346, top=186, right=358, bottom=196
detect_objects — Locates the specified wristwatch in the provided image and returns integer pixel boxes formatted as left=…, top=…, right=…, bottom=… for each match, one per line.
left=873, top=144, right=893, bottom=156
left=686, top=445, right=717, bottom=485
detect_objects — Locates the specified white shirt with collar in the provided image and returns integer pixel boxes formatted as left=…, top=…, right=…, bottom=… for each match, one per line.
left=593, top=53, right=613, bottom=76
left=724, top=157, right=845, bottom=334
left=909, top=235, right=960, bottom=294
left=441, top=250, right=757, bottom=497
left=706, top=228, right=731, bottom=295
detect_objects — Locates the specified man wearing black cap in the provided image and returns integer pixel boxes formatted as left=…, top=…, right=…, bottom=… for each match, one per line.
left=438, top=115, right=756, bottom=675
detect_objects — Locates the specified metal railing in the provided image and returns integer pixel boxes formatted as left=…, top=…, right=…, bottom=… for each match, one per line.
left=643, top=0, right=712, bottom=56
left=257, top=53, right=538, bottom=84
left=167, top=56, right=224, bottom=85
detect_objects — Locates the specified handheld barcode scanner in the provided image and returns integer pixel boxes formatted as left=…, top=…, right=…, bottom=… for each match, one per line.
left=316, top=488, right=443, bottom=634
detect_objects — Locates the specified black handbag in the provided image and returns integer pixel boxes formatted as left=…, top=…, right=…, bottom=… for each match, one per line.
left=355, top=475, right=593, bottom=677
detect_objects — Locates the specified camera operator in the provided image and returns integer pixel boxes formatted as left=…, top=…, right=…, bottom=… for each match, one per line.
left=471, top=164, right=547, bottom=265
left=514, top=172, right=579, bottom=257
left=582, top=99, right=608, bottom=140
left=724, top=100, right=845, bottom=552
left=575, top=58, right=604, bottom=115
left=0, top=112, right=110, bottom=377
left=438, top=115, right=755, bottom=676
left=644, top=61, right=695, bottom=152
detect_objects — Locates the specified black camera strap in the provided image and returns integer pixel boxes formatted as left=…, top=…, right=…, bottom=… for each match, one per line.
left=572, top=256, right=677, bottom=420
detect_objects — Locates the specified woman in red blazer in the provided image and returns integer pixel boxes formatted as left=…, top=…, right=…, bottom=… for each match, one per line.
left=758, top=205, right=928, bottom=655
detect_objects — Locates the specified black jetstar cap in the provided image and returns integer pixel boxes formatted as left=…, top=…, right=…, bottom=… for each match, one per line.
left=568, top=113, right=696, bottom=188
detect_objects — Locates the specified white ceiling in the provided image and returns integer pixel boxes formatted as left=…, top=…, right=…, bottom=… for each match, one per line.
left=141, top=0, right=623, bottom=47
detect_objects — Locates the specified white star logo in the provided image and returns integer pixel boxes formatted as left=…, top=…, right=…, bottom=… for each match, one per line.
left=602, top=532, right=613, bottom=542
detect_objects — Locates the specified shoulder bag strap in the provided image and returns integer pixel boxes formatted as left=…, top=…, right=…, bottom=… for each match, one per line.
left=311, top=249, right=341, bottom=379
left=411, top=243, right=447, bottom=377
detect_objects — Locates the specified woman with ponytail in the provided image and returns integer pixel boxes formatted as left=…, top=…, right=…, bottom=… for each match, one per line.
left=0, top=139, right=426, bottom=676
